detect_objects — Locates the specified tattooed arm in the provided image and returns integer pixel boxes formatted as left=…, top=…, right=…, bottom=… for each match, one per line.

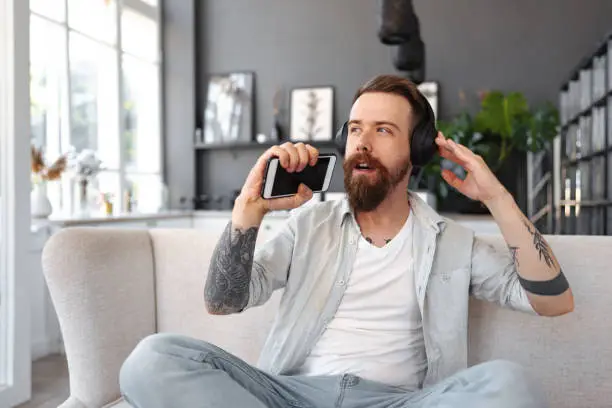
left=484, top=192, right=574, bottom=317
left=204, top=196, right=297, bottom=315
left=204, top=221, right=259, bottom=315
left=434, top=132, right=573, bottom=316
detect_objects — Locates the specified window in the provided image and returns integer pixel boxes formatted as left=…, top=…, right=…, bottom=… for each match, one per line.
left=29, top=0, right=162, bottom=215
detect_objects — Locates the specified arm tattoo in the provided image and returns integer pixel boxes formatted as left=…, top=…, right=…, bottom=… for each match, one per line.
left=523, top=220, right=555, bottom=268
left=508, top=245, right=519, bottom=268
left=204, top=222, right=258, bottom=314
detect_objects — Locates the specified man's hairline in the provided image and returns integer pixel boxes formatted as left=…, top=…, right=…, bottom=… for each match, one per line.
left=348, top=95, right=418, bottom=137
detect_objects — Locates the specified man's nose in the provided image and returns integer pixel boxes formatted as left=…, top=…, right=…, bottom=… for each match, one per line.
left=356, top=128, right=374, bottom=152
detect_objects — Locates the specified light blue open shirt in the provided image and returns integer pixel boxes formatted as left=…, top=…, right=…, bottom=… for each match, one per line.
left=244, top=192, right=536, bottom=388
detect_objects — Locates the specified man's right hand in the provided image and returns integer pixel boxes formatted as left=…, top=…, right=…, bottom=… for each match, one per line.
left=233, top=142, right=319, bottom=228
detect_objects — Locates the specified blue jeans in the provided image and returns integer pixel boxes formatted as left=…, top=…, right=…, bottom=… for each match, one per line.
left=119, top=333, right=546, bottom=408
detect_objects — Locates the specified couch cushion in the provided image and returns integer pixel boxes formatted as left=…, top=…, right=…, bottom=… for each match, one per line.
left=149, top=229, right=282, bottom=366
left=469, top=234, right=612, bottom=408
left=149, top=229, right=612, bottom=407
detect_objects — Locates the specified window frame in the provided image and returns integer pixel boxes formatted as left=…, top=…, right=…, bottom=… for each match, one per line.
left=30, top=0, right=164, bottom=214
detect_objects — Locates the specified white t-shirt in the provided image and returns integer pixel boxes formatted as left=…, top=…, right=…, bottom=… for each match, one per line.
left=298, top=212, right=427, bottom=390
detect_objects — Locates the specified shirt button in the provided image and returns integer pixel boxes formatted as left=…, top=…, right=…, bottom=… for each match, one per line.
left=337, top=279, right=345, bottom=286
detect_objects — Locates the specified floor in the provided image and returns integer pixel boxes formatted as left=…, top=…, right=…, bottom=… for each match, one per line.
left=17, top=354, right=69, bottom=408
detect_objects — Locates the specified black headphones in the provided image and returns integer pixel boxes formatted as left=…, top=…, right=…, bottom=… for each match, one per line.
left=334, top=90, right=438, bottom=168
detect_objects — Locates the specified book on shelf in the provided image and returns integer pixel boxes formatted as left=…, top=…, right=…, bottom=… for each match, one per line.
left=560, top=90, right=569, bottom=125
left=608, top=39, right=612, bottom=94
left=593, top=54, right=607, bottom=101
left=565, top=124, right=578, bottom=160
left=592, top=156, right=605, bottom=200
left=579, top=161, right=591, bottom=200
left=608, top=96, right=612, bottom=147
left=580, top=67, right=592, bottom=111
left=608, top=151, right=612, bottom=201
left=579, top=115, right=591, bottom=155
left=568, top=80, right=581, bottom=120
left=592, top=207, right=605, bottom=235
left=592, top=106, right=605, bottom=152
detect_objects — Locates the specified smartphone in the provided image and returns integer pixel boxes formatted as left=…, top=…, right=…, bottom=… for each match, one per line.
left=261, top=154, right=337, bottom=199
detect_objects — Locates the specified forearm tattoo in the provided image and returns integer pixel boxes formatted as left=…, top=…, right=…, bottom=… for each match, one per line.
left=523, top=220, right=555, bottom=268
left=204, top=222, right=258, bottom=314
left=508, top=245, right=520, bottom=268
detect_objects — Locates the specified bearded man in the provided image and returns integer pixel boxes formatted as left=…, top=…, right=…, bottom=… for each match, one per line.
left=119, top=74, right=573, bottom=408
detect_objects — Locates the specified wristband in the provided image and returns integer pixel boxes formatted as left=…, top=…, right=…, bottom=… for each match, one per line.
left=518, top=270, right=569, bottom=296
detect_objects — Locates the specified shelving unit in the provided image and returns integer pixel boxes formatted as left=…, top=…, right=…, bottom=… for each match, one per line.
left=557, top=31, right=612, bottom=235
left=527, top=147, right=555, bottom=233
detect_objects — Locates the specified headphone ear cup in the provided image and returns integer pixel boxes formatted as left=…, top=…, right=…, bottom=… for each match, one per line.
left=410, top=125, right=437, bottom=167
left=410, top=98, right=438, bottom=167
left=334, top=121, right=348, bottom=157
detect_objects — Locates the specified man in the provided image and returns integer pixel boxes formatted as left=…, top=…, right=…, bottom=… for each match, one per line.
left=120, top=74, right=573, bottom=408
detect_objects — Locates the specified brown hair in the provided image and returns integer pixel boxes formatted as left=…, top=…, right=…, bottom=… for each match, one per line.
left=352, top=74, right=428, bottom=133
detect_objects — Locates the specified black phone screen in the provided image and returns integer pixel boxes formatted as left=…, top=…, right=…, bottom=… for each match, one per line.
left=270, top=156, right=333, bottom=196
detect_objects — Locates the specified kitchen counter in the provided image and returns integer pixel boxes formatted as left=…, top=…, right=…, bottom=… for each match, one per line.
left=30, top=206, right=499, bottom=234
left=32, top=210, right=194, bottom=229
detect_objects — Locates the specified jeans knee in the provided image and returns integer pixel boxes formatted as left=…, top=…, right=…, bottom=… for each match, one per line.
left=119, top=333, right=211, bottom=396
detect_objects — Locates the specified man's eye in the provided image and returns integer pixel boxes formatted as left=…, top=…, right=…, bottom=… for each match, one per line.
left=377, top=127, right=391, bottom=134
left=349, top=127, right=360, bottom=134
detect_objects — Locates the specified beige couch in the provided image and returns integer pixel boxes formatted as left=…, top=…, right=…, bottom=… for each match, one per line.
left=42, top=227, right=612, bottom=408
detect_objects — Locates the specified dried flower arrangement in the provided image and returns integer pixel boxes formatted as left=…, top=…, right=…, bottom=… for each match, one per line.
left=31, top=145, right=68, bottom=184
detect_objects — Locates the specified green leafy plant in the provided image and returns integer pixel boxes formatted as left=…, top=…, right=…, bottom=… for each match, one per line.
left=418, top=91, right=559, bottom=204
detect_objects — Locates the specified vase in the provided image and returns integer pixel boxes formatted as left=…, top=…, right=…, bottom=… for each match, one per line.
left=75, top=178, right=91, bottom=217
left=31, top=182, right=53, bottom=219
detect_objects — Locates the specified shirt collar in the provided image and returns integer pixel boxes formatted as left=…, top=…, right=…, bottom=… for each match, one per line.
left=339, top=191, right=446, bottom=233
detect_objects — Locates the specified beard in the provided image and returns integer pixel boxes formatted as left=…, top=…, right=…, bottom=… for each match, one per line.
left=343, top=152, right=411, bottom=212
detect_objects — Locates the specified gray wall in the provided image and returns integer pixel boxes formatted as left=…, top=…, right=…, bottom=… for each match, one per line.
left=166, top=0, right=612, bottom=205
left=162, top=0, right=196, bottom=209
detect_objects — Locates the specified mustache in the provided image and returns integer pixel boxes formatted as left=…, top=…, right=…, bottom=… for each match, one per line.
left=343, top=152, right=384, bottom=170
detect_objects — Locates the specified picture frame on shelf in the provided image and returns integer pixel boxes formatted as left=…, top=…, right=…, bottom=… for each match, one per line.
left=290, top=86, right=334, bottom=142
left=203, top=71, right=254, bottom=145
left=417, top=81, right=439, bottom=120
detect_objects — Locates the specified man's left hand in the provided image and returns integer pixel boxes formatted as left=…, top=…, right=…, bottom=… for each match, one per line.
left=435, top=132, right=509, bottom=208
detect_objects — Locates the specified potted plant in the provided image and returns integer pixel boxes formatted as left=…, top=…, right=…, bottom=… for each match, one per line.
left=419, top=91, right=559, bottom=214
left=67, top=148, right=104, bottom=216
left=30, top=145, right=67, bottom=218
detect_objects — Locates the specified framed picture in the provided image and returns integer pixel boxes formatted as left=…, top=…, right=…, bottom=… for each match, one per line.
left=203, top=71, right=254, bottom=144
left=290, top=86, right=334, bottom=141
left=417, top=81, right=439, bottom=121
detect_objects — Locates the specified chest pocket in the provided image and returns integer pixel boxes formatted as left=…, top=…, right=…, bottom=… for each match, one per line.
left=432, top=265, right=469, bottom=284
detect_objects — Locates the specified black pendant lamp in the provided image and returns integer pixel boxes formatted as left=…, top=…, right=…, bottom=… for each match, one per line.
left=378, top=0, right=420, bottom=45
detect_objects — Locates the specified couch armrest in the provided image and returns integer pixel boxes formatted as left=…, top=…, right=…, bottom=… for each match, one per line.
left=42, top=227, right=156, bottom=407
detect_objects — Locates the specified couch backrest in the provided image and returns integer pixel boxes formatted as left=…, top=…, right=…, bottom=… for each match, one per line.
left=150, top=229, right=612, bottom=407
left=150, top=229, right=282, bottom=366
left=468, top=234, right=612, bottom=408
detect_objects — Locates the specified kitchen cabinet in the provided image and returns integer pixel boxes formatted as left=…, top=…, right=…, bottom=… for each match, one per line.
left=155, top=217, right=193, bottom=229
